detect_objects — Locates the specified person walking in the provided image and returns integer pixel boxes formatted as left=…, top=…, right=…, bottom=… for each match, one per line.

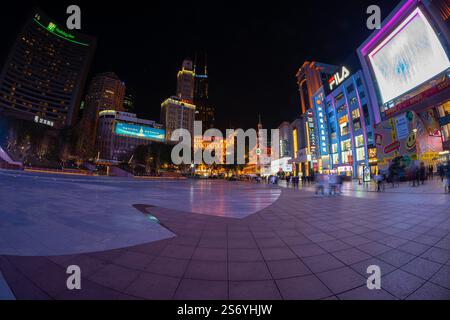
left=420, top=162, right=426, bottom=185
left=315, top=174, right=325, bottom=196
left=428, top=164, right=434, bottom=180
left=445, top=162, right=450, bottom=193
left=438, top=163, right=445, bottom=182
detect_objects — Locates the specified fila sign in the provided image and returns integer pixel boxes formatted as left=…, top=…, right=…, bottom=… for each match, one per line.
left=329, top=66, right=350, bottom=91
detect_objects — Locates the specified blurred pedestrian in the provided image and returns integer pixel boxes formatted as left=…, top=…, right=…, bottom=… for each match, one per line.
left=315, top=174, right=325, bottom=196
left=420, top=162, right=426, bottom=185
left=438, top=163, right=445, bottom=182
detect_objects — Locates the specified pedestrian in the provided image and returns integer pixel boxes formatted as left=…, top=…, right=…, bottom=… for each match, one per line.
left=438, top=163, right=445, bottom=182
left=315, top=174, right=325, bottom=196
left=428, top=164, right=433, bottom=179
left=420, top=162, right=426, bottom=185
left=329, top=174, right=337, bottom=195
left=445, top=162, right=450, bottom=193
left=411, top=164, right=418, bottom=187
left=374, top=172, right=384, bottom=191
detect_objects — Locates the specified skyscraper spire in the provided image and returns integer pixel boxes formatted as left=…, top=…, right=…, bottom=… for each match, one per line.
left=204, top=52, right=208, bottom=76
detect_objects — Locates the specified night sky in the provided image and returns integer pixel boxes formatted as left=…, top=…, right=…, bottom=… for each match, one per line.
left=1, top=0, right=398, bottom=130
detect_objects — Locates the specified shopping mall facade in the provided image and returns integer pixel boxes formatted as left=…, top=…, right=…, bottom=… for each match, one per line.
left=285, top=0, right=450, bottom=180
left=311, top=69, right=377, bottom=179
left=357, top=0, right=450, bottom=172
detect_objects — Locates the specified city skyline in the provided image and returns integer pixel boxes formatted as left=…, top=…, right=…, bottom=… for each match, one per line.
left=0, top=0, right=399, bottom=130
left=0, top=0, right=449, bottom=304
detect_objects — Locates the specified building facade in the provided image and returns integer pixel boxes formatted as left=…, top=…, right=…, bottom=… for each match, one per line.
left=295, top=61, right=337, bottom=176
left=81, top=72, right=125, bottom=145
left=312, top=69, right=376, bottom=178
left=97, top=110, right=165, bottom=161
left=0, top=10, right=96, bottom=129
left=176, top=58, right=195, bottom=103
left=357, top=0, right=450, bottom=170
left=194, top=60, right=215, bottom=129
left=123, top=87, right=136, bottom=113
left=160, top=96, right=196, bottom=141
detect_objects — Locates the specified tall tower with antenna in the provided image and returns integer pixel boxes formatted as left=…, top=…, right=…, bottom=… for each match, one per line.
left=194, top=53, right=215, bottom=129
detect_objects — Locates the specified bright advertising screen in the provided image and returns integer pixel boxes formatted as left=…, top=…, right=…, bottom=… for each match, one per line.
left=115, top=122, right=165, bottom=142
left=368, top=7, right=450, bottom=104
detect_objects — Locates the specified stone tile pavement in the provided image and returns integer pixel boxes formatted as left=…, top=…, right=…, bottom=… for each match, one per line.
left=1, top=184, right=449, bottom=300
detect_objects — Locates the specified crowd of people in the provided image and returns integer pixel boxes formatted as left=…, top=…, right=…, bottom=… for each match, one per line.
left=255, top=159, right=450, bottom=195
left=373, top=160, right=450, bottom=193
left=313, top=173, right=344, bottom=196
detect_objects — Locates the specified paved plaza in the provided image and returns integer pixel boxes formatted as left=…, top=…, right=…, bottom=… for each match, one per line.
left=0, top=169, right=450, bottom=300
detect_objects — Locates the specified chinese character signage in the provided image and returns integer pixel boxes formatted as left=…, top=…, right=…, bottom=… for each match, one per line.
left=313, top=89, right=329, bottom=156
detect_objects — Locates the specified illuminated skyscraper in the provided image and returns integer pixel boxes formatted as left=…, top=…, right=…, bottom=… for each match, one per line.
left=295, top=61, right=337, bottom=176
left=176, top=58, right=195, bottom=103
left=160, top=96, right=196, bottom=142
left=194, top=55, right=215, bottom=129
left=0, top=10, right=96, bottom=129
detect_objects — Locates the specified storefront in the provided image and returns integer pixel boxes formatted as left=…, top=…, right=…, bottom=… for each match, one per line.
left=311, top=69, right=376, bottom=179
left=358, top=0, right=450, bottom=172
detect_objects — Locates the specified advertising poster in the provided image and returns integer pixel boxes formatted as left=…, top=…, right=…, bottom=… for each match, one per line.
left=115, top=122, right=166, bottom=142
left=395, top=115, right=409, bottom=140
left=376, top=110, right=444, bottom=169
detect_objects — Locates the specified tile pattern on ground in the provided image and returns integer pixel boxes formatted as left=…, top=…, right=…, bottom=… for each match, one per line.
left=1, top=180, right=450, bottom=300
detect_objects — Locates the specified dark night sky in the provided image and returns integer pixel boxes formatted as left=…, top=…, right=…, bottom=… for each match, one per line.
left=0, top=0, right=398, bottom=130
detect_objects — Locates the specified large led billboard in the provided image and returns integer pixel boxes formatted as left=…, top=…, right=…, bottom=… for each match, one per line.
left=368, top=7, right=450, bottom=104
left=115, top=122, right=165, bottom=142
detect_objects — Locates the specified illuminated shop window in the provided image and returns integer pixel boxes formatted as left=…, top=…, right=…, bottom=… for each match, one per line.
left=356, top=147, right=366, bottom=161
left=331, top=143, right=338, bottom=153
left=352, top=109, right=361, bottom=130
left=335, top=92, right=344, bottom=104
left=339, top=116, right=349, bottom=136
left=355, top=135, right=364, bottom=148
left=332, top=153, right=340, bottom=165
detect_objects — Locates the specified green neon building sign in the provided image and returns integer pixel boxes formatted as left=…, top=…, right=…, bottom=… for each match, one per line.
left=34, top=18, right=89, bottom=46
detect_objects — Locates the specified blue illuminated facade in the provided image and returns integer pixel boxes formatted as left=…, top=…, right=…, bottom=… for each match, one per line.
left=115, top=122, right=165, bottom=142
left=313, top=69, right=376, bottom=178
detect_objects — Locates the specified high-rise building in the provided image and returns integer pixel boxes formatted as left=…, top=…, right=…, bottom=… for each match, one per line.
left=311, top=69, right=376, bottom=179
left=0, top=10, right=96, bottom=129
left=160, top=96, right=196, bottom=142
left=123, top=87, right=136, bottom=113
left=194, top=55, right=215, bottom=129
left=294, top=61, right=337, bottom=177
left=296, top=61, right=337, bottom=115
left=176, top=58, right=195, bottom=103
left=80, top=72, right=125, bottom=145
